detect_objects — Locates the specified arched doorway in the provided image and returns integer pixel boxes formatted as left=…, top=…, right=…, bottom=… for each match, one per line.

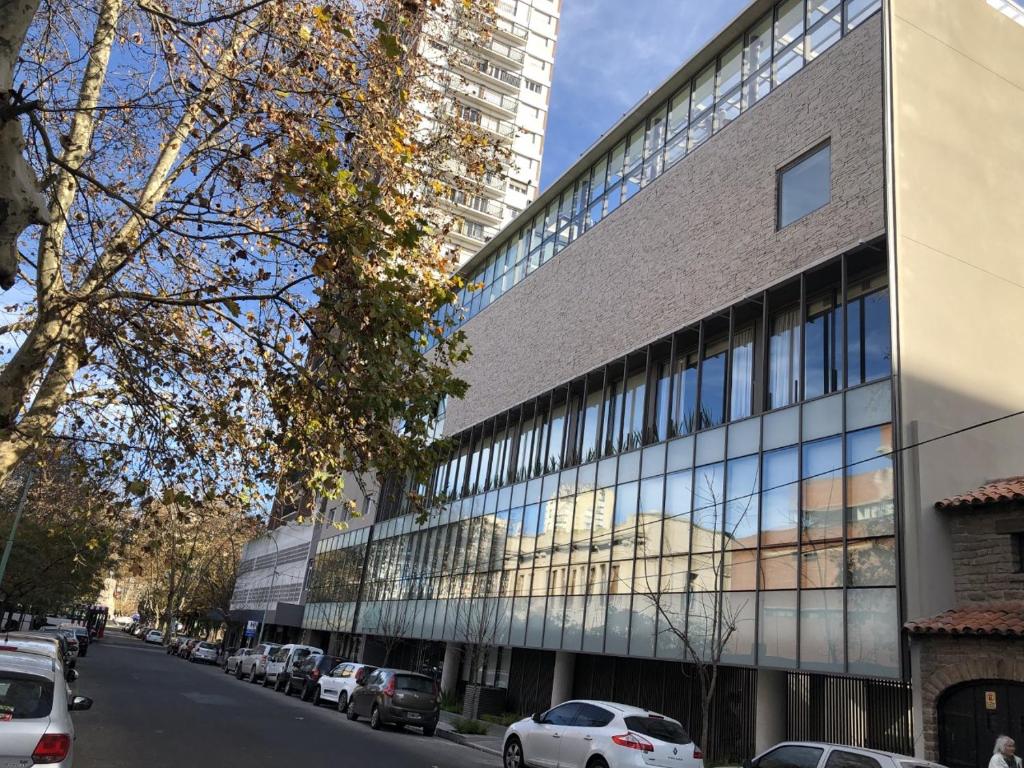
left=939, top=681, right=1024, bottom=768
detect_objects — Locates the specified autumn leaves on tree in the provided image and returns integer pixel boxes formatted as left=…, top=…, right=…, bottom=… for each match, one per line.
left=0, top=0, right=502, bottom=523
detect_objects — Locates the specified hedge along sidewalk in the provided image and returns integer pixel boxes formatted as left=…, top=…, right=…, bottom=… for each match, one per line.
left=436, top=711, right=505, bottom=757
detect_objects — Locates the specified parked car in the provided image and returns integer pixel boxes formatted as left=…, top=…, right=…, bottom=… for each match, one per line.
left=504, top=700, right=702, bottom=768
left=143, top=629, right=163, bottom=645
left=286, top=654, right=345, bottom=701
left=190, top=642, right=219, bottom=664
left=236, top=643, right=280, bottom=683
left=65, top=627, right=90, bottom=657
left=315, top=661, right=376, bottom=713
left=346, top=668, right=438, bottom=736
left=744, top=743, right=946, bottom=768
left=166, top=635, right=186, bottom=654
left=223, top=648, right=252, bottom=675
left=37, top=627, right=79, bottom=663
left=0, top=633, right=77, bottom=684
left=264, top=643, right=322, bottom=691
left=0, top=651, right=92, bottom=766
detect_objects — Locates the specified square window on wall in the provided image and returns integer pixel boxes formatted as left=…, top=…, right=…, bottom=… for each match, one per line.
left=778, top=142, right=831, bottom=229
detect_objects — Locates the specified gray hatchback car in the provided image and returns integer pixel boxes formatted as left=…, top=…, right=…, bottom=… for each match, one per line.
left=346, top=668, right=438, bottom=736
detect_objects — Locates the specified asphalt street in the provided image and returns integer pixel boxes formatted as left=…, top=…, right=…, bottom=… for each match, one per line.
left=73, top=633, right=500, bottom=768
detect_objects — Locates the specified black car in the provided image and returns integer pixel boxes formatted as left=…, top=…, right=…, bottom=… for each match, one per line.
left=68, top=627, right=90, bottom=657
left=286, top=654, right=346, bottom=702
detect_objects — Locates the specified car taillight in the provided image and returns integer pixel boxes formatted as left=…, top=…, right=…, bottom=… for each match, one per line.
left=694, top=747, right=704, bottom=760
left=32, top=733, right=71, bottom=764
left=611, top=733, right=654, bottom=753
left=383, top=677, right=395, bottom=697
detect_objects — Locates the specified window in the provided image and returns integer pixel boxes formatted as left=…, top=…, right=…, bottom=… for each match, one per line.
left=576, top=703, right=614, bottom=727
left=846, top=273, right=890, bottom=386
left=542, top=702, right=581, bottom=725
left=525, top=79, right=543, bottom=94
left=768, top=306, right=801, bottom=409
left=804, top=288, right=843, bottom=399
left=623, top=716, right=691, bottom=743
left=730, top=324, right=756, bottom=420
left=699, top=336, right=728, bottom=429
left=758, top=745, right=824, bottom=768
left=824, top=751, right=883, bottom=768
left=778, top=142, right=831, bottom=228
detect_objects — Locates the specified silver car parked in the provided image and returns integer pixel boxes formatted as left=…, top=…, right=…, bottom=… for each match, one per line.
left=745, top=742, right=947, bottom=768
left=223, top=648, right=252, bottom=675
left=0, top=651, right=92, bottom=767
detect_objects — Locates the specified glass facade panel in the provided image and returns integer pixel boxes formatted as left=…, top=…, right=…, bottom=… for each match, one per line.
left=846, top=424, right=894, bottom=537
left=802, top=392, right=843, bottom=442
left=731, top=325, right=756, bottom=421
left=629, top=593, right=657, bottom=657
left=769, top=306, right=801, bottom=409
left=671, top=347, right=700, bottom=436
left=804, top=288, right=843, bottom=399
left=693, top=462, right=725, bottom=552
left=726, top=454, right=760, bottom=549
left=845, top=379, right=891, bottom=431
left=802, top=436, right=843, bottom=542
left=847, top=587, right=898, bottom=676
left=762, top=446, right=799, bottom=545
left=700, top=337, right=729, bottom=429
left=807, top=8, right=842, bottom=59
left=775, top=0, right=805, bottom=50
left=799, top=588, right=844, bottom=672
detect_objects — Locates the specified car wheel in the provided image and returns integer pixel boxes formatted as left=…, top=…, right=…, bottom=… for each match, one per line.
left=346, top=702, right=358, bottom=721
left=586, top=758, right=609, bottom=768
left=273, top=676, right=284, bottom=692
left=261, top=674, right=272, bottom=688
left=337, top=692, right=349, bottom=714
left=248, top=667, right=258, bottom=683
left=422, top=722, right=436, bottom=737
left=504, top=736, right=524, bottom=768
left=369, top=705, right=382, bottom=730
left=314, top=687, right=323, bottom=706
left=235, top=666, right=243, bottom=680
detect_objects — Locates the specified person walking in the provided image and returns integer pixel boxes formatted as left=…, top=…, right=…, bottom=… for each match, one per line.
left=990, top=736, right=1022, bottom=768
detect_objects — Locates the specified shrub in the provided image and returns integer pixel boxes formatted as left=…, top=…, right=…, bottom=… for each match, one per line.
left=481, top=712, right=522, bottom=727
left=453, top=718, right=489, bottom=736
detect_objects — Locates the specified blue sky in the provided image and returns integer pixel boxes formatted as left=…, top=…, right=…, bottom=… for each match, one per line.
left=540, top=0, right=749, bottom=190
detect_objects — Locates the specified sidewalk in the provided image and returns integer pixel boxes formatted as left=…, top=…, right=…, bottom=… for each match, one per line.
left=435, top=710, right=506, bottom=757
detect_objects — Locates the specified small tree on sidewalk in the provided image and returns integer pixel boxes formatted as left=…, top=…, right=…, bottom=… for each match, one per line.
left=374, top=600, right=414, bottom=667
left=638, top=471, right=757, bottom=759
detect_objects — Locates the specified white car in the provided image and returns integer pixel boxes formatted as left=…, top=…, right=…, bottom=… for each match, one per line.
left=745, top=742, right=947, bottom=768
left=144, top=629, right=163, bottom=645
left=503, top=700, right=702, bottom=768
left=263, top=644, right=322, bottom=690
left=315, top=662, right=377, bottom=713
left=0, top=650, right=93, bottom=767
left=189, top=642, right=219, bottom=664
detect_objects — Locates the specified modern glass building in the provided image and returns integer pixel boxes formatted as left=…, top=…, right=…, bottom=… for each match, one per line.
left=295, top=0, right=1024, bottom=760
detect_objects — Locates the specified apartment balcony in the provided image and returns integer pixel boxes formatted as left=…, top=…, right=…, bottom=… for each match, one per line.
left=475, top=37, right=525, bottom=69
left=491, top=13, right=529, bottom=44
left=449, top=217, right=498, bottom=249
left=454, top=57, right=521, bottom=94
left=442, top=189, right=504, bottom=225
left=453, top=80, right=518, bottom=119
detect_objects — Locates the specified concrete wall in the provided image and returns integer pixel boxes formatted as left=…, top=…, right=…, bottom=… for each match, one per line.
left=445, top=16, right=886, bottom=434
left=886, top=0, right=1024, bottom=620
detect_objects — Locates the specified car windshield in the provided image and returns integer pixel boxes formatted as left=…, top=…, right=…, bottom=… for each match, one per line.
left=624, top=716, right=691, bottom=745
left=395, top=675, right=434, bottom=693
left=0, top=674, right=53, bottom=719
left=198, top=643, right=216, bottom=651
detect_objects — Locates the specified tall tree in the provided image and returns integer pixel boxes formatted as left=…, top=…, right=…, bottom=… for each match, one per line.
left=0, top=0, right=501, bottom=512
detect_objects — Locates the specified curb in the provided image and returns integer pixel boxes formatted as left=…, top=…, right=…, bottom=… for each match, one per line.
left=436, top=726, right=502, bottom=758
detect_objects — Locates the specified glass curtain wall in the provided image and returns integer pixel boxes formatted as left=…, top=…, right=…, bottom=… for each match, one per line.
left=429, top=0, right=883, bottom=349
left=340, top=252, right=900, bottom=677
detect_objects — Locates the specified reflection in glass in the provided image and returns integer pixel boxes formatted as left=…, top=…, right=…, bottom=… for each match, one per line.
left=671, top=347, right=700, bottom=436
left=778, top=143, right=830, bottom=228
left=758, top=590, right=797, bottom=667
left=799, top=589, right=844, bottom=672
left=846, top=537, right=896, bottom=587
left=807, top=9, right=842, bottom=59
left=804, top=289, right=843, bottom=399
left=801, top=436, right=843, bottom=542
left=605, top=594, right=631, bottom=655
left=693, top=463, right=725, bottom=552
left=800, top=542, right=843, bottom=588
left=613, top=481, right=638, bottom=561
left=846, top=424, right=894, bottom=537
left=759, top=546, right=798, bottom=590
left=761, top=446, right=799, bottom=545
left=726, top=455, right=760, bottom=548
left=847, top=280, right=891, bottom=386
left=775, top=0, right=805, bottom=49
left=583, top=594, right=606, bottom=652
left=847, top=587, right=899, bottom=677
left=700, top=337, right=728, bottom=429
left=629, top=593, right=657, bottom=657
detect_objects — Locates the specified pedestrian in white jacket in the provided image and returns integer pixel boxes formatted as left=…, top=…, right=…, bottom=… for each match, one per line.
left=990, top=736, right=1022, bottom=768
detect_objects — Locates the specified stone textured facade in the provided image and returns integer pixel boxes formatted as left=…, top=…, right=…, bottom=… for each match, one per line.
left=949, top=504, right=1024, bottom=605
left=917, top=635, right=1024, bottom=761
left=445, top=15, right=885, bottom=435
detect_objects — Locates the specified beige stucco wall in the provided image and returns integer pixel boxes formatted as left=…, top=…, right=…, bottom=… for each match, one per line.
left=445, top=15, right=886, bottom=435
left=887, top=0, right=1024, bottom=620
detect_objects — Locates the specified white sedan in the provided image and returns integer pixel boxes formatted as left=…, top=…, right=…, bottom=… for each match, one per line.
left=144, top=629, right=163, bottom=645
left=503, top=700, right=703, bottom=768
left=0, top=650, right=93, bottom=767
left=315, top=662, right=376, bottom=712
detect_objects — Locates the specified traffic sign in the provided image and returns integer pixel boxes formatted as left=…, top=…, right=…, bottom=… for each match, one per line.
left=244, top=620, right=258, bottom=638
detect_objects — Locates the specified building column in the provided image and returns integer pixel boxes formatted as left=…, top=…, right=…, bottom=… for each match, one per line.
left=550, top=651, right=575, bottom=708
left=440, top=642, right=462, bottom=696
left=755, top=669, right=787, bottom=754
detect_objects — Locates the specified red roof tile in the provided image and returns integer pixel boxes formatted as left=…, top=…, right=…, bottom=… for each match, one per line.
left=905, top=604, right=1024, bottom=637
left=934, top=477, right=1024, bottom=510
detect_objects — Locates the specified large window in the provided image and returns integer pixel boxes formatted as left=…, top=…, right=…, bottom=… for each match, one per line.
left=778, top=142, right=831, bottom=228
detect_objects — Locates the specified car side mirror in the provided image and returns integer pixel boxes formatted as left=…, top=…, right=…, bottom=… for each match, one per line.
left=70, top=696, right=93, bottom=711
left=66, top=668, right=79, bottom=683
left=532, top=712, right=541, bottom=724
